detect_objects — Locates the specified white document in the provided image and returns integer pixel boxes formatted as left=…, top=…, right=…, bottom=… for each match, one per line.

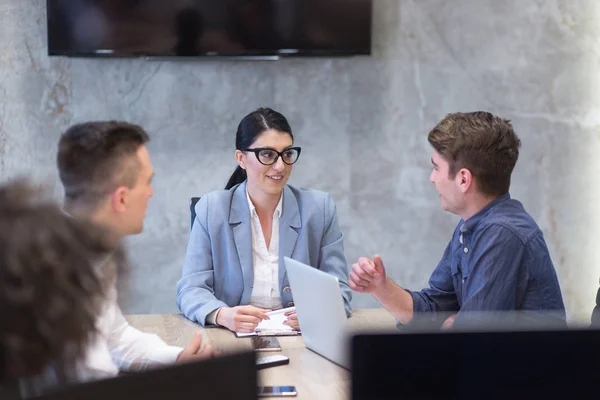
left=235, top=307, right=298, bottom=337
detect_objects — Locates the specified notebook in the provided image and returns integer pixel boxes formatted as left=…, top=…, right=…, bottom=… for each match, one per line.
left=235, top=307, right=300, bottom=337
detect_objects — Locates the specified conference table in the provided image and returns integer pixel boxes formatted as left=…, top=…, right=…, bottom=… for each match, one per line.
left=125, top=309, right=398, bottom=399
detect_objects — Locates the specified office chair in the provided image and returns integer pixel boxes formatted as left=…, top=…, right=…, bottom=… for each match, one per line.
left=190, top=197, right=200, bottom=230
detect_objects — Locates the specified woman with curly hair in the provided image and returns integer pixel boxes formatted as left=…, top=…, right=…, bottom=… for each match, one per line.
left=0, top=181, right=118, bottom=398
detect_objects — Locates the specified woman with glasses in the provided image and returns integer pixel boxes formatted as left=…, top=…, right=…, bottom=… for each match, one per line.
left=177, top=108, right=352, bottom=333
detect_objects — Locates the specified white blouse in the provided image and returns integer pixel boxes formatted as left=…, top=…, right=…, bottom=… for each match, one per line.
left=247, top=189, right=284, bottom=310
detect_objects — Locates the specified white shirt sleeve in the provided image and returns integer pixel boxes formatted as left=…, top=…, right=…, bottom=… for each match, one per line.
left=18, top=296, right=184, bottom=398
left=205, top=307, right=223, bottom=325
left=106, top=302, right=183, bottom=371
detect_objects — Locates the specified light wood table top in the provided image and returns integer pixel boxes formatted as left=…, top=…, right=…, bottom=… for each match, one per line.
left=125, top=309, right=397, bottom=400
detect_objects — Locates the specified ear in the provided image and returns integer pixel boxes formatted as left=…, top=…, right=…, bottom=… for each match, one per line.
left=457, top=168, right=473, bottom=193
left=110, top=186, right=128, bottom=213
left=235, top=150, right=246, bottom=170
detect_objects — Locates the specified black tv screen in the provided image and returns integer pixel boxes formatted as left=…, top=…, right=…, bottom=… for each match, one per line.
left=47, top=0, right=372, bottom=58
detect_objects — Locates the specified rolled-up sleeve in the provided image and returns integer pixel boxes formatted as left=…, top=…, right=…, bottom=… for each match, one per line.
left=108, top=305, right=182, bottom=371
left=408, top=241, right=460, bottom=314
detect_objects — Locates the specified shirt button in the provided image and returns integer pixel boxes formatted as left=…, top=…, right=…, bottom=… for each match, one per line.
left=283, top=286, right=292, bottom=293
left=464, top=247, right=469, bottom=253
left=287, top=302, right=295, bottom=307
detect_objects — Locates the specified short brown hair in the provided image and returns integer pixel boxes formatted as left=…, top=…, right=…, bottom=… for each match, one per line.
left=0, top=180, right=119, bottom=381
left=428, top=111, right=521, bottom=196
left=57, top=121, right=150, bottom=208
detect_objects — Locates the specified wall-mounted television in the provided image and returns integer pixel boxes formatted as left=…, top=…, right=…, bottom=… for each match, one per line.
left=47, top=0, right=372, bottom=59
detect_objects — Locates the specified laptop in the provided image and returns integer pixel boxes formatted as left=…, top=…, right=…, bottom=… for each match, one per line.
left=283, top=257, right=351, bottom=369
left=37, top=351, right=257, bottom=400
left=352, top=329, right=600, bottom=400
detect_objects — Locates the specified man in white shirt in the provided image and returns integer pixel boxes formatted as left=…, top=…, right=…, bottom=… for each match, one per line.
left=52, top=121, right=213, bottom=382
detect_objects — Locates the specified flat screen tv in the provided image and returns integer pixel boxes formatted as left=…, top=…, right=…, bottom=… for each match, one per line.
left=47, top=0, right=372, bottom=58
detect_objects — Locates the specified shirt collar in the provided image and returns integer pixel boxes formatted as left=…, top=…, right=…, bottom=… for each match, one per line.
left=460, top=192, right=511, bottom=233
left=61, top=206, right=114, bottom=278
left=246, top=187, right=283, bottom=218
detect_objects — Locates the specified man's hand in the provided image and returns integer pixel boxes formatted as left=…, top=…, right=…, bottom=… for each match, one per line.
left=283, top=311, right=300, bottom=331
left=216, top=305, right=270, bottom=333
left=350, top=254, right=415, bottom=324
left=441, top=313, right=457, bottom=330
left=349, top=254, right=387, bottom=294
left=176, top=332, right=215, bottom=363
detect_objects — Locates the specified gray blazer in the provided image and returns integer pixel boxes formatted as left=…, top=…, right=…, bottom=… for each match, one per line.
left=176, top=181, right=352, bottom=325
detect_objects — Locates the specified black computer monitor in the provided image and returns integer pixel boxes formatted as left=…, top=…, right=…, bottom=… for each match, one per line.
left=37, top=351, right=256, bottom=400
left=352, top=329, right=600, bottom=400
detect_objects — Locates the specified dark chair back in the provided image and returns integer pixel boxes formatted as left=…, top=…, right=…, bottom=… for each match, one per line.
left=38, top=351, right=257, bottom=400
left=190, top=197, right=201, bottom=230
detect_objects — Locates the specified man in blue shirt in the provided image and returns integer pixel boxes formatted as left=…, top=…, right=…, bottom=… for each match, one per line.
left=591, top=286, right=600, bottom=326
left=349, top=111, right=566, bottom=327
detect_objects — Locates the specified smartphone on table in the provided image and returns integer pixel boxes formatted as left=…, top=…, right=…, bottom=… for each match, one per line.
left=251, top=336, right=281, bottom=352
left=257, top=386, right=297, bottom=397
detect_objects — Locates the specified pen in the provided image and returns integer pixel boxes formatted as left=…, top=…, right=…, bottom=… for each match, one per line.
left=266, top=306, right=296, bottom=316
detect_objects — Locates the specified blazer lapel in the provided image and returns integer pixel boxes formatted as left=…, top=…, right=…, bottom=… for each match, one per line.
left=278, top=186, right=301, bottom=292
left=229, top=181, right=254, bottom=305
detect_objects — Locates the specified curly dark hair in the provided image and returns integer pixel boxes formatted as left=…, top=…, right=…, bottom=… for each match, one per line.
left=0, top=180, right=121, bottom=382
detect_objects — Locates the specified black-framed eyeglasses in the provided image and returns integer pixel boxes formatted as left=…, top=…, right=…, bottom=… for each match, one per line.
left=242, top=147, right=302, bottom=166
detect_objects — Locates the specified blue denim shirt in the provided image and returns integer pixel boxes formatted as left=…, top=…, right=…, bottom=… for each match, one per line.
left=409, top=193, right=566, bottom=322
